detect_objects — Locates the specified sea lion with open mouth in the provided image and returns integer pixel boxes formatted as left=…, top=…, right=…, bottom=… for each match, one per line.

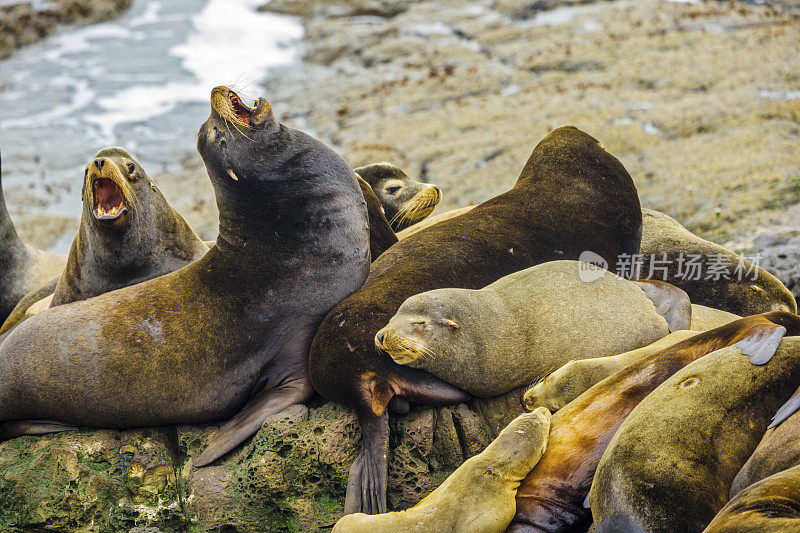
left=356, top=163, right=441, bottom=232
left=0, top=87, right=370, bottom=467
left=309, top=126, right=643, bottom=515
left=0, top=149, right=66, bottom=323
left=0, top=148, right=208, bottom=335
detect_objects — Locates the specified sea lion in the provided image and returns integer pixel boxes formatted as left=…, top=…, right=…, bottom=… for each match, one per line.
left=590, top=329, right=800, bottom=532
left=508, top=312, right=800, bottom=533
left=640, top=208, right=796, bottom=316
left=309, top=126, right=644, bottom=515
left=355, top=162, right=441, bottom=232
left=0, top=149, right=66, bottom=323
left=0, top=148, right=209, bottom=334
left=333, top=408, right=552, bottom=533
left=376, top=261, right=689, bottom=398
left=706, top=464, right=800, bottom=533
left=357, top=175, right=397, bottom=259
left=730, top=382, right=800, bottom=497
left=0, top=87, right=371, bottom=469
left=524, top=304, right=741, bottom=412
left=395, top=205, right=473, bottom=240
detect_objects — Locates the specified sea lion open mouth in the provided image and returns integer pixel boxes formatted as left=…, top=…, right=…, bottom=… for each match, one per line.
left=210, top=86, right=273, bottom=130
left=92, top=177, right=127, bottom=221
left=227, top=91, right=252, bottom=125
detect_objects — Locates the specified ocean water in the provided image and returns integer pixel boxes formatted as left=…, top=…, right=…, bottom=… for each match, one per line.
left=0, top=0, right=301, bottom=249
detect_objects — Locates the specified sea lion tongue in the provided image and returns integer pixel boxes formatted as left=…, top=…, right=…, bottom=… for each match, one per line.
left=93, top=178, right=125, bottom=219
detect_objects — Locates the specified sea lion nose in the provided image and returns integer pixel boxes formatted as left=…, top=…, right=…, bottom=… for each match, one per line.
left=433, top=186, right=441, bottom=194
left=94, top=158, right=105, bottom=170
left=376, top=331, right=386, bottom=344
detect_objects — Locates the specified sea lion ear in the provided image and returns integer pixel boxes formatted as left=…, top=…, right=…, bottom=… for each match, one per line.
left=444, top=319, right=459, bottom=330
left=734, top=323, right=787, bottom=365
left=769, top=385, right=800, bottom=429
left=633, top=280, right=692, bottom=332
left=251, top=98, right=275, bottom=129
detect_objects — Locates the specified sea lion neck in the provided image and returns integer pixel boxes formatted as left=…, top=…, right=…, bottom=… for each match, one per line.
left=0, top=154, right=21, bottom=248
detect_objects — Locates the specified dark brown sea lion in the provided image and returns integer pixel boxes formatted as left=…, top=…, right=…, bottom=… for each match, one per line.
left=590, top=326, right=800, bottom=533
left=0, top=149, right=66, bottom=323
left=706, top=464, right=800, bottom=533
left=357, top=175, right=397, bottom=260
left=640, top=208, right=796, bottom=316
left=0, top=148, right=208, bottom=335
left=0, top=87, right=371, bottom=468
left=309, top=126, right=644, bottom=515
left=355, top=162, right=441, bottom=232
left=508, top=311, right=800, bottom=533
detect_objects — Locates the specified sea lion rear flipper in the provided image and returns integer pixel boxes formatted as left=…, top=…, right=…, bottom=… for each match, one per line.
left=734, top=324, right=787, bottom=365
left=768, top=385, right=800, bottom=429
left=633, top=280, right=692, bottom=332
left=345, top=409, right=389, bottom=515
left=194, top=378, right=312, bottom=467
left=0, top=420, right=77, bottom=440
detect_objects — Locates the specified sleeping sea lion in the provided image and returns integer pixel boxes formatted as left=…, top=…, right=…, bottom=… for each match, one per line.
left=355, top=162, right=441, bottom=232
left=376, top=261, right=689, bottom=398
left=590, top=328, right=800, bottom=532
left=706, top=464, right=800, bottom=533
left=0, top=149, right=66, bottom=323
left=508, top=311, right=800, bottom=533
left=0, top=88, right=370, bottom=469
left=309, top=126, right=643, bottom=515
left=0, top=148, right=208, bottom=334
left=524, top=304, right=741, bottom=412
left=333, top=408, right=552, bottom=533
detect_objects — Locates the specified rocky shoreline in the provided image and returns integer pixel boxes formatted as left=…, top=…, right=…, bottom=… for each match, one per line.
left=0, top=0, right=132, bottom=59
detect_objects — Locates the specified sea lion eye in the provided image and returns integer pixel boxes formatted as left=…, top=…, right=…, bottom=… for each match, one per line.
left=214, top=127, right=222, bottom=143
left=126, top=163, right=135, bottom=174
left=386, top=186, right=401, bottom=195
left=412, top=320, right=426, bottom=328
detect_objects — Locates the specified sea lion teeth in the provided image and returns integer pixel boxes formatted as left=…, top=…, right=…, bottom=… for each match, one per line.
left=227, top=169, right=238, bottom=181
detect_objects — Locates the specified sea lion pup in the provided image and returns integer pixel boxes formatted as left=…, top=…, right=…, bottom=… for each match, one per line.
left=730, top=382, right=800, bottom=497
left=309, top=126, right=644, bottom=515
left=508, top=312, right=800, bottom=533
left=376, top=261, right=689, bottom=398
left=640, top=208, right=796, bottom=315
left=589, top=328, right=800, bottom=533
left=0, top=149, right=66, bottom=323
left=355, top=162, right=441, bottom=231
left=706, top=464, right=800, bottom=533
left=357, top=175, right=397, bottom=259
left=0, top=148, right=209, bottom=334
left=0, top=87, right=370, bottom=468
left=524, top=304, right=741, bottom=412
left=333, top=408, right=551, bottom=533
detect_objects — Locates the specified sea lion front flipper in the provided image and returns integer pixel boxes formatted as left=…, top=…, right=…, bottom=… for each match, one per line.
left=633, top=280, right=692, bottom=332
left=0, top=419, right=77, bottom=440
left=194, top=378, right=312, bottom=467
left=734, top=324, right=787, bottom=365
left=768, top=385, right=800, bottom=429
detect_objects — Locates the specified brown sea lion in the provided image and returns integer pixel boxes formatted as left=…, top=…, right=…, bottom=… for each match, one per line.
left=590, top=326, right=800, bottom=532
left=355, top=162, right=441, bottom=232
left=357, top=175, right=397, bottom=260
left=0, top=87, right=371, bottom=468
left=508, top=312, right=800, bottom=533
left=395, top=205, right=473, bottom=240
left=0, top=149, right=66, bottom=323
left=0, top=148, right=208, bottom=335
left=524, top=304, right=741, bottom=412
left=333, top=408, right=552, bottom=533
left=706, top=464, right=800, bottom=533
left=376, top=261, right=688, bottom=398
left=640, top=208, right=796, bottom=316
left=309, top=126, right=644, bottom=515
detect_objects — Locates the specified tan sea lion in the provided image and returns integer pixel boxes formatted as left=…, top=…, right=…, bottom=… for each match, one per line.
left=355, top=162, right=441, bottom=231
left=309, top=126, right=644, bottom=515
left=376, top=261, right=689, bottom=398
left=0, top=87, right=371, bottom=469
left=333, top=408, right=551, bottom=533
left=524, top=304, right=741, bottom=412
left=508, top=312, right=800, bottom=532
left=0, top=149, right=66, bottom=323
left=706, top=464, right=800, bottom=533
left=590, top=327, right=800, bottom=532
left=0, top=148, right=208, bottom=335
